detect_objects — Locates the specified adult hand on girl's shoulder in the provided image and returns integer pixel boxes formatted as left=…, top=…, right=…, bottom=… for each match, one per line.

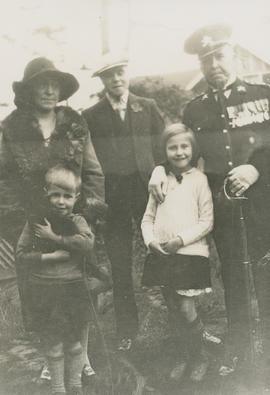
left=149, top=240, right=168, bottom=256
left=148, top=166, right=168, bottom=204
left=162, top=236, right=183, bottom=254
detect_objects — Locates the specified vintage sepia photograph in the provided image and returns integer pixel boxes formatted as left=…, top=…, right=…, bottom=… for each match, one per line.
left=0, top=0, right=270, bottom=394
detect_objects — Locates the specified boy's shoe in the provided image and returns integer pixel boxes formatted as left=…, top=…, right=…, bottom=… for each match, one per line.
left=81, top=364, right=96, bottom=386
left=117, top=338, right=132, bottom=351
left=169, top=360, right=188, bottom=381
left=203, top=330, right=222, bottom=345
left=190, top=355, right=209, bottom=382
left=82, top=364, right=96, bottom=377
left=40, top=363, right=51, bottom=381
left=219, top=355, right=238, bottom=376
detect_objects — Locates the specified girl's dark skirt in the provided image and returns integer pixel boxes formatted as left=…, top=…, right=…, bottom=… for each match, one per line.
left=142, top=253, right=211, bottom=289
left=27, top=279, right=92, bottom=343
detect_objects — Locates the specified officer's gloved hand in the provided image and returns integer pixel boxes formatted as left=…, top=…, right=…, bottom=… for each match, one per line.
left=227, top=164, right=260, bottom=196
left=148, top=166, right=168, bottom=203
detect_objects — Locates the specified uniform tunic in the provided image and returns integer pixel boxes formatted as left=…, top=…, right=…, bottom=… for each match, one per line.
left=183, top=78, right=270, bottom=357
left=183, top=78, right=270, bottom=197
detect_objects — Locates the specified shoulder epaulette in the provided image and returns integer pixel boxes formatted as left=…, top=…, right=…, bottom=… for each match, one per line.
left=243, top=80, right=270, bottom=89
left=185, top=92, right=208, bottom=109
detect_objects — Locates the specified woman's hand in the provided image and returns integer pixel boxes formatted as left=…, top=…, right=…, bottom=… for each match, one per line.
left=34, top=218, right=59, bottom=242
left=148, top=166, right=168, bottom=204
left=162, top=236, right=183, bottom=255
left=149, top=240, right=168, bottom=256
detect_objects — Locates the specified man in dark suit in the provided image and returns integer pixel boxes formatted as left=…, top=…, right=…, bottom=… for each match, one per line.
left=83, top=56, right=164, bottom=350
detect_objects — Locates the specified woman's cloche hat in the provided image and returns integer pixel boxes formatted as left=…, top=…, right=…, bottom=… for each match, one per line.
left=12, top=57, right=79, bottom=101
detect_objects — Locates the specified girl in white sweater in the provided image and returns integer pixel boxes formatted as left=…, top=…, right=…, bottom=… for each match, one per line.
left=141, top=123, right=214, bottom=382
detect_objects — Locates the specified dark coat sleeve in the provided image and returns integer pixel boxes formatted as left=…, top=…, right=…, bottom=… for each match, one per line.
left=248, top=147, right=270, bottom=185
left=80, top=117, right=105, bottom=203
left=149, top=99, right=165, bottom=164
left=0, top=128, right=25, bottom=242
left=59, top=215, right=95, bottom=255
left=16, top=222, right=42, bottom=266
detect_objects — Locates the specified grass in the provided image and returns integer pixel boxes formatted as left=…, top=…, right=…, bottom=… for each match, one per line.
left=0, top=281, right=24, bottom=344
left=0, top=227, right=228, bottom=395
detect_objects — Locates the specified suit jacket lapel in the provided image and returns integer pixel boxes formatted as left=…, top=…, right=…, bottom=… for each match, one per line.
left=128, top=93, right=145, bottom=137
left=128, top=93, right=156, bottom=186
left=99, top=97, right=118, bottom=152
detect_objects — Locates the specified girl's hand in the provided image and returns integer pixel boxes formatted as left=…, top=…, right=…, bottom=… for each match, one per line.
left=162, top=236, right=183, bottom=255
left=34, top=218, right=58, bottom=241
left=149, top=241, right=168, bottom=256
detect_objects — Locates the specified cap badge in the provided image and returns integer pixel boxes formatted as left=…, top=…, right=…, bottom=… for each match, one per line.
left=201, top=35, right=213, bottom=48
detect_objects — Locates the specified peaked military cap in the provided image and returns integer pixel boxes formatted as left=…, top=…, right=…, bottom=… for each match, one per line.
left=92, top=53, right=129, bottom=77
left=184, top=23, right=232, bottom=58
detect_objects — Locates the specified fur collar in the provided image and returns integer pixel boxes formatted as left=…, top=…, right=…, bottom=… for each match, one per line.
left=3, top=106, right=87, bottom=143
left=2, top=106, right=88, bottom=186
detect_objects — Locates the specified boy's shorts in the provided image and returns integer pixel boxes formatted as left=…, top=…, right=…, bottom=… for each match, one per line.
left=27, top=279, right=92, bottom=343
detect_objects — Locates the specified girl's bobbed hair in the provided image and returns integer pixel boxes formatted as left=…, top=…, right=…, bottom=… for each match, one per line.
left=162, top=122, right=200, bottom=167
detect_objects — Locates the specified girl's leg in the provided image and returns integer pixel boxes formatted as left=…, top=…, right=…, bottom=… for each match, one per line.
left=65, top=339, right=84, bottom=393
left=161, top=288, right=189, bottom=380
left=161, top=287, right=187, bottom=341
left=177, top=295, right=208, bottom=382
left=45, top=341, right=65, bottom=394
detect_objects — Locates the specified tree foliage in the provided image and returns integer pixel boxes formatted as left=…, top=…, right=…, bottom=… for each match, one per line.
left=130, top=76, right=195, bottom=123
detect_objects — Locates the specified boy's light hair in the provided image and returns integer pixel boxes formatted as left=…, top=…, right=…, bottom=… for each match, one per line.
left=45, top=165, right=81, bottom=193
left=163, top=122, right=200, bottom=166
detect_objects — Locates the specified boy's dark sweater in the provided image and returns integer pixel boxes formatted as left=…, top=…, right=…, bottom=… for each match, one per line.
left=16, top=213, right=94, bottom=283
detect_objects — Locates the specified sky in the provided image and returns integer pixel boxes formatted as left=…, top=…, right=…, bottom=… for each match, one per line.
left=0, top=0, right=270, bottom=116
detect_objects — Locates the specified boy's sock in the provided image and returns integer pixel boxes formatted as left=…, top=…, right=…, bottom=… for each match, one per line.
left=47, top=355, right=66, bottom=394
left=65, top=348, right=84, bottom=390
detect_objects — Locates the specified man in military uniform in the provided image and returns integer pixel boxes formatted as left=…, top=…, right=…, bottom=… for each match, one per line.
left=149, top=24, right=270, bottom=375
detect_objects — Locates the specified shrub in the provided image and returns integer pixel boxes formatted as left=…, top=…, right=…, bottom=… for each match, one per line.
left=130, top=76, right=194, bottom=123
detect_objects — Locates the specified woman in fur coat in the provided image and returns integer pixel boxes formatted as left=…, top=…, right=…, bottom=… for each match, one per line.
left=0, top=57, right=106, bottom=383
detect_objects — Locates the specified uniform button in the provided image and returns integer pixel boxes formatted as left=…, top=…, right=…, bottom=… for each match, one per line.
left=223, top=129, right=228, bottom=134
left=228, top=161, right=233, bottom=166
left=197, top=127, right=201, bottom=131
left=221, top=114, right=225, bottom=118
left=225, top=145, right=230, bottom=150
left=249, top=136, right=255, bottom=144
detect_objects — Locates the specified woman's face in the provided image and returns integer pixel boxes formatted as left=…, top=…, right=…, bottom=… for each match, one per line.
left=31, top=76, right=60, bottom=112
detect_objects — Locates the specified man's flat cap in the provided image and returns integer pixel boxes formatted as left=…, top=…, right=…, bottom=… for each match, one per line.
left=92, top=53, right=129, bottom=77
left=184, top=24, right=232, bottom=58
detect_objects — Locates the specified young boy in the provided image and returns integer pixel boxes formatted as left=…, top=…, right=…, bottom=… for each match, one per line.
left=16, top=165, right=94, bottom=395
